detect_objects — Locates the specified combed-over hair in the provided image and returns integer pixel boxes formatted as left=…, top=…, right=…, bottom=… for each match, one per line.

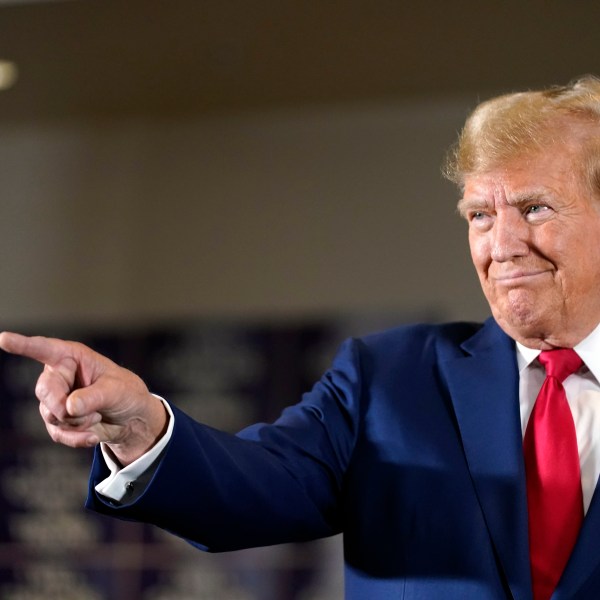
left=443, top=75, right=600, bottom=195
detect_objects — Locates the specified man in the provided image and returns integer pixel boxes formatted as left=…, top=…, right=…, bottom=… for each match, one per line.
left=2, top=76, right=600, bottom=599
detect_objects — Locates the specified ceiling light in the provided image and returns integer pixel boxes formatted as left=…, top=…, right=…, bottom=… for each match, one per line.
left=0, top=60, right=18, bottom=91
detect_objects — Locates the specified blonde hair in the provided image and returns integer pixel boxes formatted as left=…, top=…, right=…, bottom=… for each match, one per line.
left=443, top=75, right=600, bottom=193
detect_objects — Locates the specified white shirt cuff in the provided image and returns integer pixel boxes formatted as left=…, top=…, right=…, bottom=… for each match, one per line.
left=94, top=396, right=174, bottom=502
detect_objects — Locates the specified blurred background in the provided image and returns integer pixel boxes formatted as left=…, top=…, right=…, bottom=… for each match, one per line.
left=0, top=0, right=599, bottom=598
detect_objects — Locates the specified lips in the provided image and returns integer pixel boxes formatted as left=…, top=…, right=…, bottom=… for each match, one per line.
left=492, top=269, right=549, bottom=284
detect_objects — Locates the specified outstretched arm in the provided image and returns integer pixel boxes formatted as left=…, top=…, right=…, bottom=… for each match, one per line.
left=0, top=332, right=168, bottom=466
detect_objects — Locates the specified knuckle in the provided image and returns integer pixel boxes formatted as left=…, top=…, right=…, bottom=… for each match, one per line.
left=46, top=425, right=76, bottom=448
left=45, top=425, right=62, bottom=444
left=36, top=386, right=69, bottom=421
left=35, top=379, right=49, bottom=400
left=39, top=403, right=58, bottom=426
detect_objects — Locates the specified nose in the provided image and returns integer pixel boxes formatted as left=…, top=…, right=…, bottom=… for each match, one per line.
left=489, top=209, right=529, bottom=262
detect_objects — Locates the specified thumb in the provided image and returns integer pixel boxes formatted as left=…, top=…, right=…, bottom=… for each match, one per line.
left=65, top=391, right=94, bottom=418
left=65, top=376, right=117, bottom=418
left=65, top=367, right=143, bottom=422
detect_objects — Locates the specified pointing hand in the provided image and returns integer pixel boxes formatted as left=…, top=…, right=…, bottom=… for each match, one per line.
left=0, top=332, right=168, bottom=465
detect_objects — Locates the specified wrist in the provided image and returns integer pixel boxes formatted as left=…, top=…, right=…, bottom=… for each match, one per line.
left=107, top=394, right=169, bottom=466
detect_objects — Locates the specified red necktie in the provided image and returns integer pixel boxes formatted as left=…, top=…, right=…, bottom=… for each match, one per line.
left=524, top=348, right=584, bottom=600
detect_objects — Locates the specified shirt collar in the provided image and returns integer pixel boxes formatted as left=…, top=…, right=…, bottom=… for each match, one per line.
left=516, top=322, right=600, bottom=382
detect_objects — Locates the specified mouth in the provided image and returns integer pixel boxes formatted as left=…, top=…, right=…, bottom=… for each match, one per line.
left=492, top=270, right=550, bottom=285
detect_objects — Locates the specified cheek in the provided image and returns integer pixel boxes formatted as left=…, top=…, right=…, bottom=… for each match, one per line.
left=549, top=237, right=600, bottom=298
left=468, top=236, right=489, bottom=278
left=572, top=251, right=600, bottom=293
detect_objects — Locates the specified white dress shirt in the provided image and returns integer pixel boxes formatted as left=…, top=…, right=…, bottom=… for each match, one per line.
left=95, top=397, right=174, bottom=501
left=97, top=323, right=600, bottom=508
left=517, top=322, right=600, bottom=514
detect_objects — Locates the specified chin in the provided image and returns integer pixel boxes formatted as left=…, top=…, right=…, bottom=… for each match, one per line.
left=491, top=300, right=550, bottom=343
left=500, top=290, right=548, bottom=324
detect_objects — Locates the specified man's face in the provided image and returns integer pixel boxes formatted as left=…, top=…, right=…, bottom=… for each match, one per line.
left=459, top=142, right=600, bottom=349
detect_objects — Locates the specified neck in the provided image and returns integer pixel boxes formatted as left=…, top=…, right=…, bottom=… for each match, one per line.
left=496, top=319, right=599, bottom=351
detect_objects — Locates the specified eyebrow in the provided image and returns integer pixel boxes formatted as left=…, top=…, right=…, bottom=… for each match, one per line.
left=456, top=197, right=481, bottom=218
left=456, top=189, right=549, bottom=218
left=510, top=190, right=548, bottom=205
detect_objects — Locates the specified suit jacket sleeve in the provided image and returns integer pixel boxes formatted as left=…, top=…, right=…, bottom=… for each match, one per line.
left=85, top=337, right=363, bottom=552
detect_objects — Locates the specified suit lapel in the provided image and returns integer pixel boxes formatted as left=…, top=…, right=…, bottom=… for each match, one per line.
left=439, top=319, right=532, bottom=600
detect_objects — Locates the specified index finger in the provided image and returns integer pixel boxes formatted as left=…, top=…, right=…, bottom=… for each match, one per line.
left=0, top=332, right=74, bottom=367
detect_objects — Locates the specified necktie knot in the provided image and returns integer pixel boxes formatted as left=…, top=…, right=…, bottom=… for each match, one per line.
left=538, top=348, right=582, bottom=383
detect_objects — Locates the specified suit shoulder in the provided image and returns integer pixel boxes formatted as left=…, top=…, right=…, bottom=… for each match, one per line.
left=329, top=321, right=489, bottom=377
left=357, top=321, right=484, bottom=352
left=328, top=321, right=486, bottom=390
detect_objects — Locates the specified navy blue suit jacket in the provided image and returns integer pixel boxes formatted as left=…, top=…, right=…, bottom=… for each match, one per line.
left=86, top=318, right=600, bottom=599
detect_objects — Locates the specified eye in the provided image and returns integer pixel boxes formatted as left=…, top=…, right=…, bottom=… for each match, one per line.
left=524, top=204, right=552, bottom=221
left=525, top=204, right=546, bottom=213
left=466, top=209, right=494, bottom=231
left=469, top=210, right=488, bottom=221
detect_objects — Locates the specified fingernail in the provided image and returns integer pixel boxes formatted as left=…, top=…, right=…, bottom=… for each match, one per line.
left=86, top=436, right=100, bottom=447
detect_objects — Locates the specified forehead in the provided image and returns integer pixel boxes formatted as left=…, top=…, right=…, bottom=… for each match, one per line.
left=457, top=146, right=581, bottom=214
